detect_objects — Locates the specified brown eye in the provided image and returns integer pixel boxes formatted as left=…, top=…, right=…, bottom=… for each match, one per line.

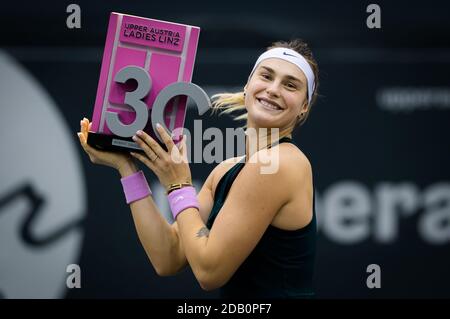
left=261, top=73, right=271, bottom=80
left=286, top=83, right=297, bottom=89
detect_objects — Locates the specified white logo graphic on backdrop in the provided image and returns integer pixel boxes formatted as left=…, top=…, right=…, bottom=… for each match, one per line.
left=317, top=181, right=450, bottom=245
left=0, top=51, right=86, bottom=298
left=377, top=87, right=450, bottom=112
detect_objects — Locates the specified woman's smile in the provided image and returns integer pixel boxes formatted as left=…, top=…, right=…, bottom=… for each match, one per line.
left=256, top=97, right=283, bottom=112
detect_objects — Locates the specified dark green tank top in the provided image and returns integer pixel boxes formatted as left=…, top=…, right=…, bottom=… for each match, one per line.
left=206, top=136, right=317, bottom=298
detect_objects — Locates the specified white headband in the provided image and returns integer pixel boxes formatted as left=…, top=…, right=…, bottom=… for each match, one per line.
left=249, top=48, right=315, bottom=104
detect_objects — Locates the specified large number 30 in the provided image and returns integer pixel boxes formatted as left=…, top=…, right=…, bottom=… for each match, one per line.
left=105, top=66, right=211, bottom=141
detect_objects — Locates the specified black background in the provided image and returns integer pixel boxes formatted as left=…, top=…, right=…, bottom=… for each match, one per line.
left=1, top=0, right=449, bottom=299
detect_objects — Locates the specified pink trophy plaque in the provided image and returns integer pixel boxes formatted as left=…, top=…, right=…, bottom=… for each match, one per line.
left=88, top=12, right=209, bottom=153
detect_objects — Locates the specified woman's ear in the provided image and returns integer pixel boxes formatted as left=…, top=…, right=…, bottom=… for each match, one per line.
left=302, top=100, right=309, bottom=113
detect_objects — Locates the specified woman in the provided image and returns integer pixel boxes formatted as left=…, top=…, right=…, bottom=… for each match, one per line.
left=78, top=39, right=319, bottom=298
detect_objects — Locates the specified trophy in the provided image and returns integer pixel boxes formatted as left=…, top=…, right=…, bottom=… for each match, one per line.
left=88, top=12, right=210, bottom=153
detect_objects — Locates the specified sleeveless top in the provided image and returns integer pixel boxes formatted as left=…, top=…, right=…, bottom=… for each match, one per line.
left=206, top=136, right=317, bottom=298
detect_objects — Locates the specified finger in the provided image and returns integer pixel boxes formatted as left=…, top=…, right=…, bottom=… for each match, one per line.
left=78, top=132, right=91, bottom=154
left=77, top=132, right=84, bottom=145
left=155, top=123, right=175, bottom=153
left=172, top=136, right=185, bottom=164
left=175, top=135, right=184, bottom=154
left=180, top=135, right=189, bottom=162
left=169, top=134, right=187, bottom=164
left=174, top=132, right=184, bottom=150
left=135, top=130, right=166, bottom=159
left=81, top=118, right=93, bottom=141
left=82, top=118, right=91, bottom=133
left=81, top=118, right=88, bottom=137
left=181, top=134, right=187, bottom=155
left=80, top=119, right=85, bottom=137
left=132, top=134, right=159, bottom=161
left=78, top=131, right=91, bottom=151
left=84, top=118, right=91, bottom=133
left=77, top=127, right=93, bottom=150
left=77, top=126, right=87, bottom=144
left=82, top=125, right=89, bottom=141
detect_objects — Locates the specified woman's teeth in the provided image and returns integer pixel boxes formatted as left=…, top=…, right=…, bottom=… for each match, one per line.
left=258, top=99, right=281, bottom=111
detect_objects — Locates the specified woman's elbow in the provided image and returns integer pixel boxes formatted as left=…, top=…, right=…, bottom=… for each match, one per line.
left=155, top=262, right=186, bottom=277
left=156, top=267, right=173, bottom=277
left=197, top=271, right=227, bottom=291
left=199, top=280, right=221, bottom=292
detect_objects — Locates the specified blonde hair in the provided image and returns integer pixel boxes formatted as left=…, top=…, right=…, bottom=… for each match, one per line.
left=211, top=39, right=320, bottom=138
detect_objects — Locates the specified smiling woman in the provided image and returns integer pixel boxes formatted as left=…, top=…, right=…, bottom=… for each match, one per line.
left=77, top=38, right=320, bottom=299
left=211, top=39, right=320, bottom=140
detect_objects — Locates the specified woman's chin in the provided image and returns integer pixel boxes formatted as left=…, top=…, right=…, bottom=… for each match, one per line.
left=248, top=118, right=280, bottom=130
left=248, top=110, right=281, bottom=128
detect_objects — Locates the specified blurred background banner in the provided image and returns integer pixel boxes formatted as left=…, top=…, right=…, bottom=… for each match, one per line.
left=0, top=0, right=449, bottom=299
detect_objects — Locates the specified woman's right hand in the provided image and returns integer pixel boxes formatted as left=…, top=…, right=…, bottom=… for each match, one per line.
left=77, top=117, right=135, bottom=172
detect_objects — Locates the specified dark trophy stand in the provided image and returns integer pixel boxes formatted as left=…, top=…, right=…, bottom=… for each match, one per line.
left=87, top=132, right=141, bottom=154
left=87, top=130, right=169, bottom=154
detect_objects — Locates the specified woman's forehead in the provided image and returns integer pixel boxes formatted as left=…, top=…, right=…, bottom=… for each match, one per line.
left=257, top=58, right=307, bottom=83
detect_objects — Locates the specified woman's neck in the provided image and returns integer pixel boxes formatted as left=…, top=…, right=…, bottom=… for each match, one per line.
left=244, top=126, right=292, bottom=161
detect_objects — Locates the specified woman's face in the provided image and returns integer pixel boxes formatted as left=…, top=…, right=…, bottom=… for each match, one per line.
left=245, top=58, right=309, bottom=131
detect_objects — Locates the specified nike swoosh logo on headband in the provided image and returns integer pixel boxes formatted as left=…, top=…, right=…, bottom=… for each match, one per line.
left=283, top=52, right=297, bottom=57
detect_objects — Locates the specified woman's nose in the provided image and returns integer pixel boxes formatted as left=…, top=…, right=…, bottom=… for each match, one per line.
left=266, top=81, right=281, bottom=97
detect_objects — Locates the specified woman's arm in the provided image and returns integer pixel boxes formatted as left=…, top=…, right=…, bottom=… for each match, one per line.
left=175, top=146, right=311, bottom=290
left=118, top=160, right=215, bottom=276
left=127, top=125, right=311, bottom=290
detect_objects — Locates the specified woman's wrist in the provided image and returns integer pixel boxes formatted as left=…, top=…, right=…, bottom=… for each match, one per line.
left=120, top=170, right=152, bottom=204
left=166, top=182, right=193, bottom=195
left=167, top=186, right=199, bottom=220
left=117, top=160, right=138, bottom=178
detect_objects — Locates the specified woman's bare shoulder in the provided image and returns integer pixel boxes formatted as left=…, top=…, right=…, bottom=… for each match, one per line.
left=209, top=156, right=246, bottom=196
left=271, top=143, right=313, bottom=183
left=277, top=142, right=311, bottom=167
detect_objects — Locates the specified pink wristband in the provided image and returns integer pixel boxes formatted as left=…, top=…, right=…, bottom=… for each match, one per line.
left=120, top=170, right=152, bottom=204
left=167, top=186, right=199, bottom=220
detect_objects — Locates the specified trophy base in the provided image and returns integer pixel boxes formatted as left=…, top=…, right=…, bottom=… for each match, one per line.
left=87, top=132, right=145, bottom=154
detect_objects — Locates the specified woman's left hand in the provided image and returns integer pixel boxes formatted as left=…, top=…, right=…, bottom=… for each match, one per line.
left=130, top=123, right=191, bottom=191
